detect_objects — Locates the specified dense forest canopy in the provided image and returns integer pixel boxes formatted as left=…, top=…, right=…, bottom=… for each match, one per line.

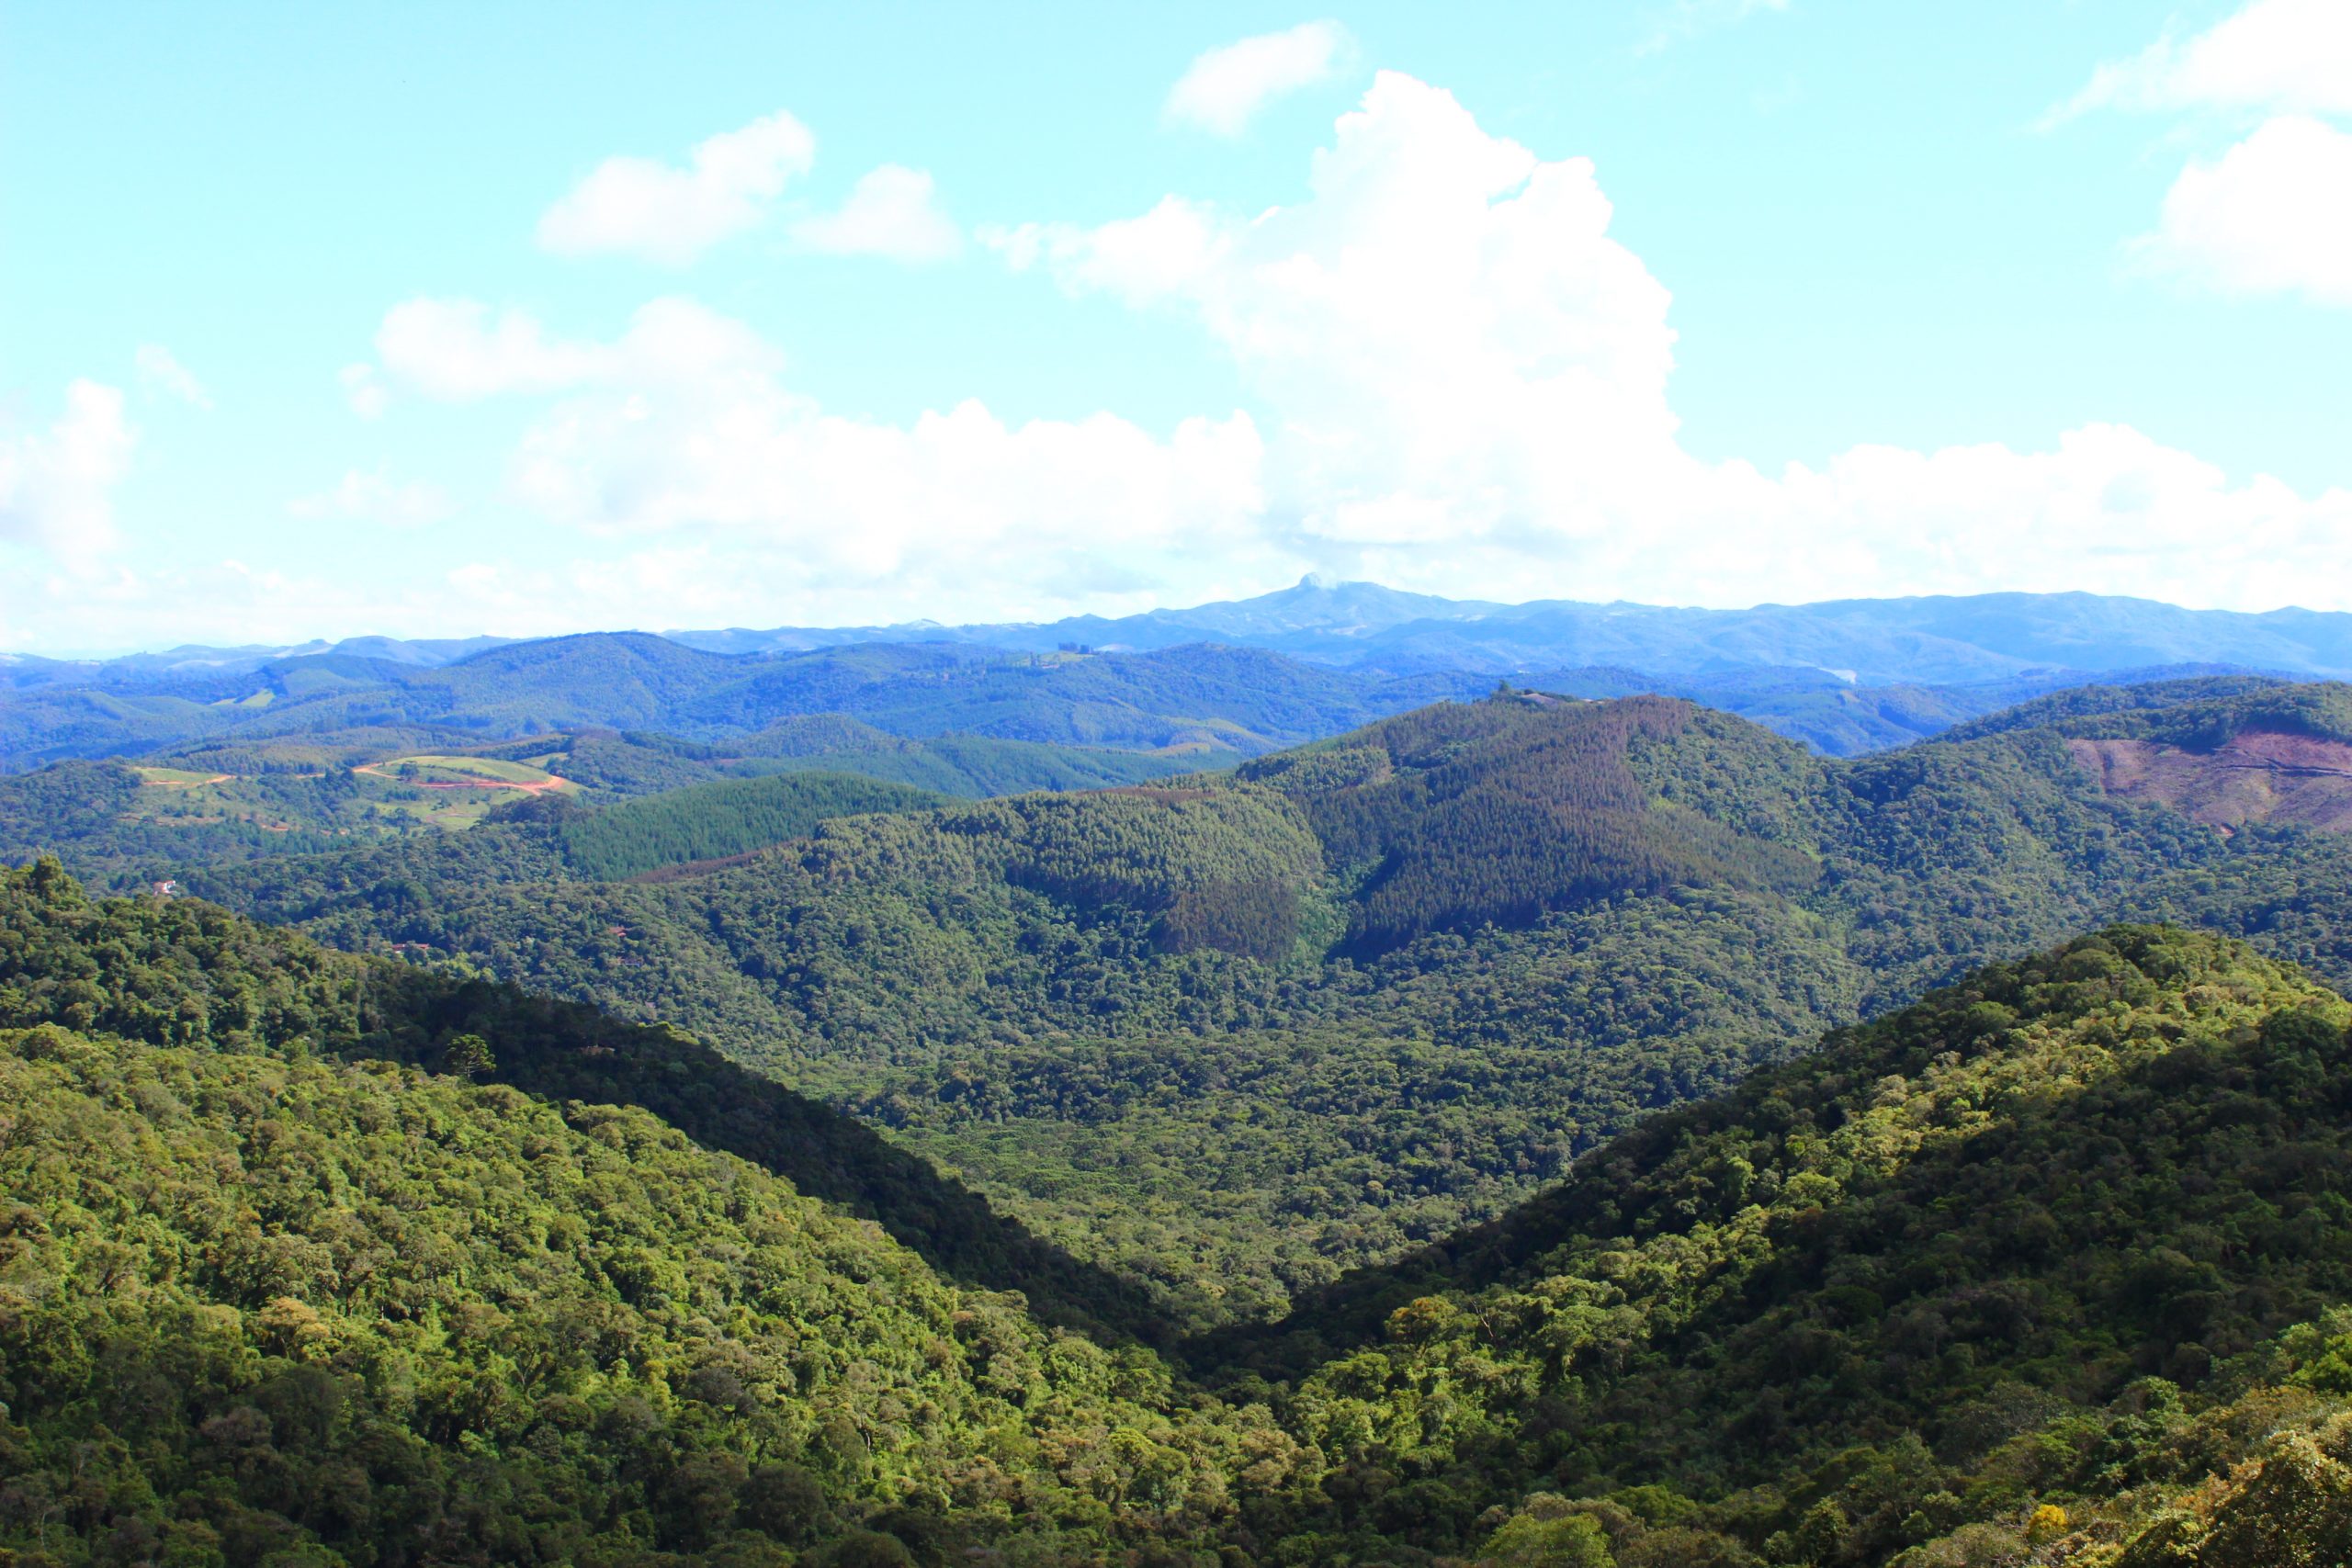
left=7, top=863, right=2352, bottom=1563
left=0, top=863, right=1293, bottom=1565
left=8, top=676, right=2352, bottom=1562
left=3, top=680, right=2326, bottom=1342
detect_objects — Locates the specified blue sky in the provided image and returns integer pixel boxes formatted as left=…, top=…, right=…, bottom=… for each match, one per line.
left=3, top=0, right=2348, bottom=653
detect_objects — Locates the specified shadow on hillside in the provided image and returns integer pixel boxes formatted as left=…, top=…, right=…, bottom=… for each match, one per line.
left=363, top=971, right=1173, bottom=1349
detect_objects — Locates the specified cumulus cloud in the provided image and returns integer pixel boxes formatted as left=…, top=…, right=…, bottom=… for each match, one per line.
left=2133, top=114, right=2352, bottom=306
left=990, top=71, right=2350, bottom=609
left=789, top=164, right=961, bottom=262
left=1001, top=73, right=1690, bottom=550
left=321, top=68, right=2350, bottom=628
left=1164, top=21, right=1352, bottom=136
left=376, top=299, right=619, bottom=399
left=289, top=468, right=453, bottom=528
left=0, top=379, right=135, bottom=566
left=537, top=110, right=816, bottom=265
left=134, top=344, right=212, bottom=408
left=358, top=292, right=1271, bottom=612
left=2061, top=1, right=2352, bottom=310
left=2061, top=0, right=2352, bottom=118
left=374, top=295, right=782, bottom=403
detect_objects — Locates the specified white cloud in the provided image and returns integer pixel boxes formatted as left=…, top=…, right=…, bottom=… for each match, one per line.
left=375, top=295, right=782, bottom=403
left=504, top=366, right=1267, bottom=599
left=1164, top=21, right=1352, bottom=137
left=537, top=109, right=816, bottom=265
left=2134, top=114, right=2352, bottom=306
left=1002, top=73, right=1687, bottom=548
left=2062, top=2, right=2352, bottom=310
left=356, top=292, right=1272, bottom=614
left=134, top=344, right=212, bottom=409
left=989, top=71, right=2351, bottom=610
left=289, top=468, right=452, bottom=528
left=340, top=363, right=389, bottom=419
left=0, top=379, right=135, bottom=566
left=2062, top=0, right=2352, bottom=118
left=790, top=164, right=961, bottom=262
left=295, top=67, right=2351, bottom=634
left=376, top=299, right=620, bottom=399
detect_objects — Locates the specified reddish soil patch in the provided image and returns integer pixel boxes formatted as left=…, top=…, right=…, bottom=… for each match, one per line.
left=2068, top=729, right=2352, bottom=833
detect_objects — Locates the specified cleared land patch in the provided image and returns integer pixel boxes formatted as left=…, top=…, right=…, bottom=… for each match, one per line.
left=2069, top=728, right=2352, bottom=832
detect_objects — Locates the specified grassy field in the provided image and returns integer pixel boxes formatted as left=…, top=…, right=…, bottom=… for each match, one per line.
left=365, top=753, right=567, bottom=786
left=111, top=751, right=574, bottom=839
left=130, top=765, right=232, bottom=786
left=348, top=754, right=573, bottom=827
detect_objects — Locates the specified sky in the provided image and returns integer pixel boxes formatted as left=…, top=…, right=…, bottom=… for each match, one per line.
left=3, top=0, right=2349, bottom=654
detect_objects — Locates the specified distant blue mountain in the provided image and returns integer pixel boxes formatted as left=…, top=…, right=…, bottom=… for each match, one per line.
left=7, top=583, right=2349, bottom=772
left=661, top=580, right=2352, bottom=684
left=21, top=581, right=2352, bottom=687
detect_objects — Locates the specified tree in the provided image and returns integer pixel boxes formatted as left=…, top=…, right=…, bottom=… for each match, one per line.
left=444, top=1032, right=495, bottom=1077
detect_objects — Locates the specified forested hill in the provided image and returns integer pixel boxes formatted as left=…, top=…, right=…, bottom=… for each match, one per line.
left=0, top=763, right=961, bottom=896
left=0, top=860, right=1166, bottom=1343
left=1940, top=673, right=2352, bottom=745
left=11, top=865, right=2352, bottom=1563
left=1204, top=923, right=2352, bottom=1565
left=142, top=682, right=2352, bottom=1338
left=0, top=861, right=1310, bottom=1564
left=553, top=714, right=1203, bottom=795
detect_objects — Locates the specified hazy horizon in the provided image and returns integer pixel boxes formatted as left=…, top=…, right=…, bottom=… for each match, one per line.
left=19, top=574, right=2352, bottom=667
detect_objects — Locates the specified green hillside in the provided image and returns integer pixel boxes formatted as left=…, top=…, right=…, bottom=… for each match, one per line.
left=0, top=761, right=954, bottom=896
left=716, top=714, right=1204, bottom=793
left=1944, top=675, right=2352, bottom=747
left=127, top=686, right=2347, bottom=1337
left=1204, top=923, right=2352, bottom=1566
left=8, top=864, right=2352, bottom=1563
left=0, top=863, right=1284, bottom=1565
left=1240, top=694, right=1821, bottom=954
left=529, top=717, right=1200, bottom=798
left=551, top=772, right=952, bottom=880
left=22, top=683, right=2352, bottom=1328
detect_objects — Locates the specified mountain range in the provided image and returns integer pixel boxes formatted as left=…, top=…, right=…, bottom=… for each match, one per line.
left=15, top=580, right=2352, bottom=686
left=7, top=579, right=2346, bottom=773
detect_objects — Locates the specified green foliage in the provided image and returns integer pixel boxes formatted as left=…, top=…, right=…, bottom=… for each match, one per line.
left=116, top=689, right=2352, bottom=1341
left=442, top=1030, right=494, bottom=1075
left=1244, top=696, right=1819, bottom=953
left=713, top=714, right=1206, bottom=793
left=0, top=759, right=956, bottom=899
left=1214, top=925, right=2352, bottom=1562
left=553, top=772, right=950, bottom=880
left=0, top=862, right=1317, bottom=1564
left=0, top=758, right=399, bottom=886
left=1939, top=675, right=2328, bottom=746
left=0, top=860, right=1169, bottom=1345
left=7, top=858, right=2352, bottom=1562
